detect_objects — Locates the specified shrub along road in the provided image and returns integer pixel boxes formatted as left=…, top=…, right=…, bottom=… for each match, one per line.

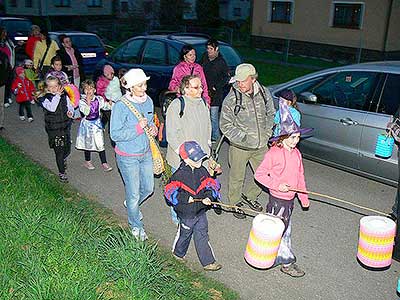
left=1, top=103, right=399, bottom=299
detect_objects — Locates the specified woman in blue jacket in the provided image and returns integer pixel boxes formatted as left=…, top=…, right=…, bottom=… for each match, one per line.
left=110, top=68, right=157, bottom=241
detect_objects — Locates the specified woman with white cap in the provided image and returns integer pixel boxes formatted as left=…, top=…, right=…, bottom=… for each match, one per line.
left=110, top=68, right=157, bottom=241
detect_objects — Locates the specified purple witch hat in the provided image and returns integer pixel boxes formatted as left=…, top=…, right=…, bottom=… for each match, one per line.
left=270, top=98, right=313, bottom=141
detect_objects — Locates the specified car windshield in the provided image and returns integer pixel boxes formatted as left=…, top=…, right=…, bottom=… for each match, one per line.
left=2, top=20, right=31, bottom=35
left=70, top=35, right=102, bottom=49
left=192, top=44, right=241, bottom=68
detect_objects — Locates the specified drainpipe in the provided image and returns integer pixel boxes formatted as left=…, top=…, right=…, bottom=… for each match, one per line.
left=382, top=0, right=394, bottom=60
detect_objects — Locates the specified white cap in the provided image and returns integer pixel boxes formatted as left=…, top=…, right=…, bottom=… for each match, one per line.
left=122, top=68, right=150, bottom=89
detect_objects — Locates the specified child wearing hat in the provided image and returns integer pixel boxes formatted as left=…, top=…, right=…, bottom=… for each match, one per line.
left=23, top=59, right=38, bottom=91
left=273, top=89, right=301, bottom=137
left=254, top=99, right=312, bottom=278
left=164, top=141, right=222, bottom=271
left=11, top=66, right=36, bottom=122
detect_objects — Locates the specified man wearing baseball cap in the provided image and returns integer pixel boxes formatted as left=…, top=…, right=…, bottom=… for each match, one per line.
left=220, top=63, right=275, bottom=219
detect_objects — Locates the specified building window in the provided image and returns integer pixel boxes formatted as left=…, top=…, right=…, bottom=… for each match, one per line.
left=269, top=1, right=293, bottom=24
left=54, top=0, right=71, bottom=7
left=233, top=7, right=241, bottom=17
left=332, top=2, right=363, bottom=29
left=87, top=0, right=102, bottom=7
left=9, top=0, right=17, bottom=7
left=121, top=1, right=128, bottom=12
left=25, top=0, right=33, bottom=7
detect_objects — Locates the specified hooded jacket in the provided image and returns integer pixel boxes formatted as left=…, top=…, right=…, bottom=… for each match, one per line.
left=220, top=82, right=275, bottom=150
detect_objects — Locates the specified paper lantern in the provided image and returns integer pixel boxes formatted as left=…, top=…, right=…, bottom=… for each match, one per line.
left=375, top=134, right=394, bottom=158
left=64, top=83, right=80, bottom=108
left=244, top=214, right=285, bottom=269
left=357, top=216, right=396, bottom=268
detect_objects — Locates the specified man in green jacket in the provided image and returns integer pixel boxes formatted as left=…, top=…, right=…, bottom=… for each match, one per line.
left=220, top=63, right=275, bottom=219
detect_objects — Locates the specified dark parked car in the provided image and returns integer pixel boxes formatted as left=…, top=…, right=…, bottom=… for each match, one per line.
left=0, top=17, right=32, bottom=64
left=49, top=31, right=107, bottom=75
left=269, top=61, right=400, bottom=186
left=94, top=33, right=242, bottom=106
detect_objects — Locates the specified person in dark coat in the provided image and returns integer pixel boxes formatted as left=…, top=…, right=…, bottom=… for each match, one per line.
left=200, top=38, right=230, bottom=142
left=0, top=50, right=11, bottom=129
left=56, top=34, right=85, bottom=87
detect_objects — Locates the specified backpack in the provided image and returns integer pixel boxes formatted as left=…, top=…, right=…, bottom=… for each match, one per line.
left=232, top=84, right=269, bottom=116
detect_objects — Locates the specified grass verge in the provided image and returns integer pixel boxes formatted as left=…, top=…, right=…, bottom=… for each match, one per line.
left=0, top=137, right=238, bottom=300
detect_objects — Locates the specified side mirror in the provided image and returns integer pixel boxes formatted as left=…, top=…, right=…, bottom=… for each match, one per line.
left=300, top=92, right=317, bottom=104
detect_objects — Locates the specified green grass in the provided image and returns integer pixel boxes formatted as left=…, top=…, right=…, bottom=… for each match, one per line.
left=246, top=60, right=314, bottom=87
left=236, top=46, right=344, bottom=69
left=0, top=137, right=238, bottom=300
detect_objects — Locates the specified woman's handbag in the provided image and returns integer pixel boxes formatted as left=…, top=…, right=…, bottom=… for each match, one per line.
left=121, top=98, right=165, bottom=175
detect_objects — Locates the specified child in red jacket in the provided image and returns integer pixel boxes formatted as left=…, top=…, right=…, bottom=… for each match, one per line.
left=11, top=66, right=36, bottom=122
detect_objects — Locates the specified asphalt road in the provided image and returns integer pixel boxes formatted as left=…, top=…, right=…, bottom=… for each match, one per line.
left=1, top=102, right=399, bottom=300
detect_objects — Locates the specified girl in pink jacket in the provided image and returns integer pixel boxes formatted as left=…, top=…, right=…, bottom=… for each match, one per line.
left=168, top=45, right=210, bottom=105
left=254, top=99, right=312, bottom=278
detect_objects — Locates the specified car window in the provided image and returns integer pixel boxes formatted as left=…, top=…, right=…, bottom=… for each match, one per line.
left=142, top=40, right=167, bottom=65
left=70, top=35, right=102, bottom=49
left=289, top=75, right=332, bottom=96
left=168, top=45, right=180, bottom=65
left=2, top=20, right=31, bottom=35
left=114, top=39, right=144, bottom=64
left=377, top=74, right=400, bottom=116
left=218, top=45, right=242, bottom=68
left=311, top=71, right=379, bottom=110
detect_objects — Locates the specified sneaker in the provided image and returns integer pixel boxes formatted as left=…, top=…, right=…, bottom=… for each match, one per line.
left=139, top=229, right=148, bottom=241
left=203, top=262, right=222, bottom=271
left=131, top=227, right=141, bottom=240
left=233, top=202, right=246, bottom=219
left=102, top=163, right=113, bottom=172
left=83, top=161, right=95, bottom=170
left=8, top=98, right=12, bottom=104
left=173, top=253, right=185, bottom=262
left=19, top=116, right=25, bottom=121
left=241, top=194, right=263, bottom=212
left=59, top=173, right=68, bottom=183
left=28, top=117, right=34, bottom=123
left=280, top=263, right=305, bottom=278
left=4, top=103, right=10, bottom=108
left=30, top=100, right=35, bottom=105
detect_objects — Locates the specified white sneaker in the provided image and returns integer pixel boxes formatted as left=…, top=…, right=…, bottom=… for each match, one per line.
left=8, top=98, right=12, bottom=104
left=140, top=229, right=148, bottom=241
left=19, top=116, right=25, bottom=121
left=28, top=117, right=34, bottom=123
left=4, top=103, right=10, bottom=108
left=131, top=227, right=141, bottom=240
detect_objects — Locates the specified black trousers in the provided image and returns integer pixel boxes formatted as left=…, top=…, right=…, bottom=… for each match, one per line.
left=53, top=135, right=71, bottom=174
left=172, top=212, right=215, bottom=267
left=84, top=150, right=107, bottom=163
left=18, top=102, right=33, bottom=118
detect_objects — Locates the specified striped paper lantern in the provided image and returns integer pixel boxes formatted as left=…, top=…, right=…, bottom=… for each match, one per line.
left=244, top=214, right=285, bottom=269
left=357, top=216, right=396, bottom=268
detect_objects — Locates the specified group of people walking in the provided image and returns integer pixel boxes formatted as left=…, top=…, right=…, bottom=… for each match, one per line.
left=1, top=29, right=314, bottom=277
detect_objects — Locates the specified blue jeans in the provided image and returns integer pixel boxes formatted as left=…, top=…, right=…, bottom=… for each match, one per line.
left=117, top=151, right=154, bottom=231
left=210, top=106, right=221, bottom=141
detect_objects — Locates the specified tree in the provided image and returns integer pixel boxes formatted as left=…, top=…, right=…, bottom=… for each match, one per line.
left=196, top=0, right=220, bottom=26
left=159, top=0, right=185, bottom=26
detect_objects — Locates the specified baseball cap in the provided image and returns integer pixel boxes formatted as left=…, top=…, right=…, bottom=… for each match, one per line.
left=179, top=141, right=208, bottom=162
left=229, top=63, right=257, bottom=83
left=122, top=68, right=150, bottom=89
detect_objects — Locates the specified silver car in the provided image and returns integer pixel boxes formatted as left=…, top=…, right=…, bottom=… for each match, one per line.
left=269, top=61, right=400, bottom=186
